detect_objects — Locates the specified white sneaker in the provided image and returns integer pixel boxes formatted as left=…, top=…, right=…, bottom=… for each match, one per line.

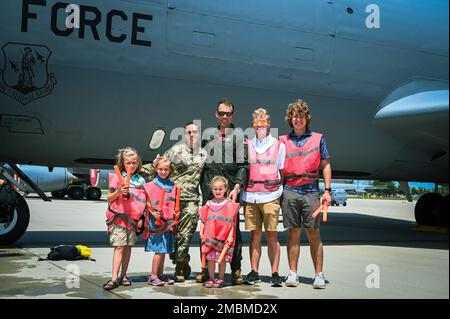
left=285, top=272, right=299, bottom=287
left=312, top=272, right=326, bottom=289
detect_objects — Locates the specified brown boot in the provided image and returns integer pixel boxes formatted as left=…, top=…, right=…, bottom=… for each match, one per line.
left=232, top=269, right=244, bottom=285
left=195, top=268, right=209, bottom=283
left=174, top=262, right=185, bottom=282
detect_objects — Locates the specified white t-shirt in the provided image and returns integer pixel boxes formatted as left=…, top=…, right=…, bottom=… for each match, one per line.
left=242, top=134, right=286, bottom=204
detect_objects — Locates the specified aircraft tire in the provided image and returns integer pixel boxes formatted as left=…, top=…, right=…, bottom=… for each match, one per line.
left=51, top=190, right=66, bottom=199
left=68, top=187, right=84, bottom=200
left=437, top=195, right=449, bottom=226
left=86, top=187, right=102, bottom=200
left=414, top=193, right=442, bottom=226
left=343, top=202, right=347, bottom=207
left=0, top=194, right=30, bottom=245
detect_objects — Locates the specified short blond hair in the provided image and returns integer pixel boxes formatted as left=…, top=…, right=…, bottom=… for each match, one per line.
left=116, top=147, right=142, bottom=172
left=285, top=99, right=311, bottom=128
left=210, top=176, right=228, bottom=190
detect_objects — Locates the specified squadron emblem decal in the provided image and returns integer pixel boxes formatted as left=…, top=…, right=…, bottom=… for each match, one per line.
left=0, top=42, right=57, bottom=105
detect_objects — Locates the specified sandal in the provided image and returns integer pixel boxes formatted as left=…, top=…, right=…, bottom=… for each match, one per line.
left=203, top=280, right=214, bottom=288
left=213, top=279, right=225, bottom=288
left=121, top=275, right=132, bottom=286
left=103, top=280, right=119, bottom=291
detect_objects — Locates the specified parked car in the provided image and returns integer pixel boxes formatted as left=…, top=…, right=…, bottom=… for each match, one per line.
left=331, top=189, right=348, bottom=206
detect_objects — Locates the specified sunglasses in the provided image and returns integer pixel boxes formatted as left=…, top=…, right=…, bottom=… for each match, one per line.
left=252, top=119, right=270, bottom=127
left=217, top=111, right=234, bottom=117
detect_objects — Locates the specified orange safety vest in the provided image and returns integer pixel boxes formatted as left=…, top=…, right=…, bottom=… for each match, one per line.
left=106, top=172, right=146, bottom=233
left=280, top=132, right=322, bottom=187
left=247, top=139, right=281, bottom=192
left=199, top=200, right=240, bottom=262
left=142, top=181, right=177, bottom=240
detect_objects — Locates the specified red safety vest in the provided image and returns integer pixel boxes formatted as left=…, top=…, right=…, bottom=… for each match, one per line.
left=247, top=139, right=281, bottom=192
left=142, top=181, right=177, bottom=240
left=280, top=132, right=322, bottom=187
left=106, top=172, right=146, bottom=233
left=199, top=200, right=240, bottom=262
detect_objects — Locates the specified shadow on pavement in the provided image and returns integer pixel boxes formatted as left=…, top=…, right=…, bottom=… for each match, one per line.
left=14, top=212, right=448, bottom=250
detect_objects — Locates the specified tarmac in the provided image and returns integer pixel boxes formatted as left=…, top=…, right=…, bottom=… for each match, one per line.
left=0, top=197, right=448, bottom=299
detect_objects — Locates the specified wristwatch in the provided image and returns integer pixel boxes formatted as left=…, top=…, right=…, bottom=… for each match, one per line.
left=324, top=188, right=332, bottom=192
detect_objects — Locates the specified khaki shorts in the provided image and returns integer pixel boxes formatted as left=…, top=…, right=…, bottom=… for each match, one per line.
left=109, top=225, right=137, bottom=246
left=244, top=199, right=280, bottom=231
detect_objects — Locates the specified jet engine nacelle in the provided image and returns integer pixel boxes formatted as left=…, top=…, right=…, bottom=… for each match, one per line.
left=17, top=165, right=77, bottom=193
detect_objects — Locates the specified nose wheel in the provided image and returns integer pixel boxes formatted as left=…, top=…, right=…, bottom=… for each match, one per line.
left=0, top=192, right=30, bottom=245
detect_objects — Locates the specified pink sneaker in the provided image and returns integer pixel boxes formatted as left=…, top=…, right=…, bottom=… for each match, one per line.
left=148, top=276, right=165, bottom=286
left=203, top=280, right=214, bottom=288
left=161, top=276, right=175, bottom=285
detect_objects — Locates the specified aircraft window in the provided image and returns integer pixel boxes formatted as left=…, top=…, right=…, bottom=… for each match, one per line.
left=148, top=129, right=165, bottom=150
left=346, top=7, right=354, bottom=14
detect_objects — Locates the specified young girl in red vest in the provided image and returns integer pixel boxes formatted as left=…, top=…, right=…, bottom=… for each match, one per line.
left=103, top=147, right=146, bottom=291
left=142, top=156, right=179, bottom=286
left=199, top=176, right=240, bottom=288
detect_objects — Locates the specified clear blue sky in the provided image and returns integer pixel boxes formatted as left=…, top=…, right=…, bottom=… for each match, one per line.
left=408, top=182, right=436, bottom=190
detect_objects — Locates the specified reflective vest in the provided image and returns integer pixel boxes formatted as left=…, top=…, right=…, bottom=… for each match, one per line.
left=142, top=181, right=177, bottom=240
left=199, top=200, right=240, bottom=262
left=247, top=139, right=281, bottom=192
left=106, top=172, right=146, bottom=233
left=280, top=132, right=322, bottom=187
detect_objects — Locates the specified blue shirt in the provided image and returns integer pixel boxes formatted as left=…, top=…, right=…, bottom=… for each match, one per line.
left=120, top=172, right=145, bottom=188
left=284, top=130, right=330, bottom=194
left=152, top=176, right=174, bottom=193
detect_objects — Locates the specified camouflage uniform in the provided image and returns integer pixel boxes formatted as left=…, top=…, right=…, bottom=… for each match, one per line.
left=142, top=142, right=207, bottom=280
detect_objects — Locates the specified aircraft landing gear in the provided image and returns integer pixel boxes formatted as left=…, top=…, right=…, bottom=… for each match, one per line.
left=68, top=186, right=84, bottom=200
left=0, top=192, right=30, bottom=245
left=51, top=190, right=66, bottom=199
left=414, top=192, right=448, bottom=227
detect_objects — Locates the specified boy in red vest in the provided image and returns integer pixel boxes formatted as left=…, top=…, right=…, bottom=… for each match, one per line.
left=280, top=99, right=332, bottom=289
left=242, top=108, right=284, bottom=287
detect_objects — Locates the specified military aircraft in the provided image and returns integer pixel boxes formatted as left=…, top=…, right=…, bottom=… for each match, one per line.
left=0, top=0, right=448, bottom=243
left=319, top=181, right=374, bottom=195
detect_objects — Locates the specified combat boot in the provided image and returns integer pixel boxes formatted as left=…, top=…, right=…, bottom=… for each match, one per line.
left=195, top=268, right=209, bottom=283
left=183, top=262, right=192, bottom=280
left=231, top=269, right=244, bottom=285
left=174, top=262, right=185, bottom=282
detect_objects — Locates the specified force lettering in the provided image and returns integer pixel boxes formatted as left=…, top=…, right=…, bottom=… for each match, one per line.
left=21, top=0, right=152, bottom=47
